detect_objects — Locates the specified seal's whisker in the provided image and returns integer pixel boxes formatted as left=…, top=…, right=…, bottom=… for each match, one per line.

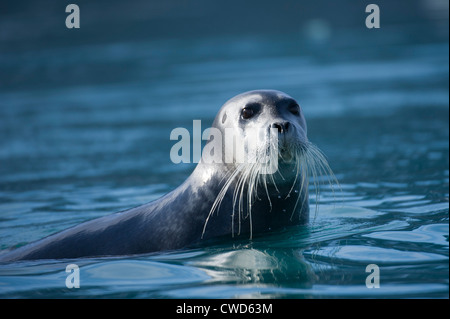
left=268, top=135, right=281, bottom=193
left=285, top=151, right=301, bottom=200
left=203, top=164, right=243, bottom=239
left=308, top=144, right=339, bottom=193
left=252, top=161, right=264, bottom=234
left=234, top=165, right=247, bottom=236
left=303, top=142, right=339, bottom=222
left=308, top=145, right=339, bottom=190
left=246, top=163, right=259, bottom=239
left=308, top=149, right=321, bottom=218
left=290, top=151, right=308, bottom=221
left=262, top=163, right=273, bottom=212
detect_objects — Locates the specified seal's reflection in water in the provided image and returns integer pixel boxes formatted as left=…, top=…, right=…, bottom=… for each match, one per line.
left=190, top=231, right=316, bottom=290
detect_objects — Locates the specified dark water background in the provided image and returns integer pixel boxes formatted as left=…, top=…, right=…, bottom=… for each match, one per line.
left=0, top=0, right=448, bottom=298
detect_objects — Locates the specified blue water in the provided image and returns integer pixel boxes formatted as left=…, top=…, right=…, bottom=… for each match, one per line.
left=0, top=1, right=448, bottom=298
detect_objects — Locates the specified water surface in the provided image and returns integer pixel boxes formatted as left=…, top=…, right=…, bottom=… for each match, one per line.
left=0, top=1, right=448, bottom=299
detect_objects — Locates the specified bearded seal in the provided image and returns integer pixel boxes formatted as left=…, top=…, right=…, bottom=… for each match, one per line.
left=0, top=90, right=335, bottom=262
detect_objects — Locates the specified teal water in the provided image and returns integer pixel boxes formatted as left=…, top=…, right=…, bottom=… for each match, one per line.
left=0, top=1, right=448, bottom=298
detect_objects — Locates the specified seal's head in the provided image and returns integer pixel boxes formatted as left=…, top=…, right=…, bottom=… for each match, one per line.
left=202, top=90, right=337, bottom=238
left=208, top=90, right=310, bottom=177
left=218, top=90, right=307, bottom=164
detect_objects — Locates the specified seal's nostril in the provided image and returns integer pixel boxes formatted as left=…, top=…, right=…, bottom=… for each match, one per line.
left=271, top=122, right=290, bottom=133
left=272, top=123, right=283, bottom=133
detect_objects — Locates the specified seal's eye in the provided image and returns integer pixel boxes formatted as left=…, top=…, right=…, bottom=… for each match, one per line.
left=288, top=103, right=300, bottom=116
left=241, top=107, right=254, bottom=119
